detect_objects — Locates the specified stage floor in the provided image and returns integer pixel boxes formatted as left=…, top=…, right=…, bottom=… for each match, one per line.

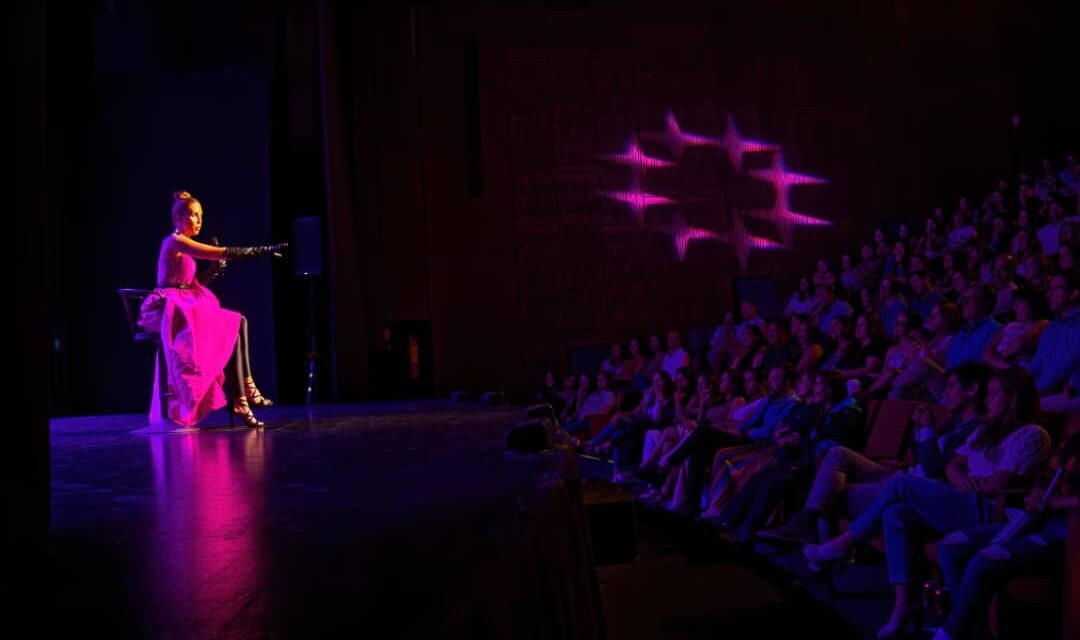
left=47, top=401, right=582, bottom=639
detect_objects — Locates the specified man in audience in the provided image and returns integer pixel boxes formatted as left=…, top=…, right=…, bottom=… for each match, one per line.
left=755, top=320, right=795, bottom=371
left=991, top=254, right=1018, bottom=316
left=735, top=300, right=766, bottom=344
left=908, top=270, right=945, bottom=324
left=814, top=284, right=854, bottom=335
left=759, top=362, right=990, bottom=544
left=661, top=330, right=690, bottom=380
left=1027, top=269, right=1080, bottom=412
left=944, top=284, right=1001, bottom=369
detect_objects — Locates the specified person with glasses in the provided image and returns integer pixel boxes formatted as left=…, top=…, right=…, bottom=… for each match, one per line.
left=1026, top=270, right=1080, bottom=412
left=945, top=284, right=1001, bottom=370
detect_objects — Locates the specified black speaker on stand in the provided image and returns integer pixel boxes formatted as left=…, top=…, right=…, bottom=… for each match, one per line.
left=292, top=217, right=323, bottom=404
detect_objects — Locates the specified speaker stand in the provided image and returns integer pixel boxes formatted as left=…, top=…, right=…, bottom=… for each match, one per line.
left=304, top=275, right=318, bottom=405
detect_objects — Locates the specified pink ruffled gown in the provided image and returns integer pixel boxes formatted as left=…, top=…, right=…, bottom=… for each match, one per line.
left=144, top=247, right=241, bottom=427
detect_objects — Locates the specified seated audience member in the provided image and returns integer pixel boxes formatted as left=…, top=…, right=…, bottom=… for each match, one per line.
left=752, top=320, right=796, bottom=371
left=643, top=333, right=666, bottom=380
left=832, top=314, right=885, bottom=385
left=851, top=243, right=883, bottom=292
left=661, top=330, right=690, bottom=381
left=888, top=301, right=960, bottom=400
left=588, top=371, right=675, bottom=481
left=563, top=372, right=618, bottom=438
left=791, top=314, right=824, bottom=374
left=599, top=343, right=626, bottom=379
left=557, top=373, right=579, bottom=422
left=784, top=276, right=816, bottom=317
left=726, top=324, right=765, bottom=372
left=991, top=253, right=1019, bottom=316
left=981, top=288, right=1049, bottom=370
left=619, top=337, right=649, bottom=387
left=883, top=240, right=908, bottom=280
left=908, top=270, right=946, bottom=324
left=709, top=372, right=863, bottom=541
left=876, top=276, right=909, bottom=337
left=760, top=362, right=991, bottom=545
left=707, top=311, right=736, bottom=373
left=535, top=371, right=563, bottom=414
left=803, top=367, right=1050, bottom=640
left=934, top=419, right=1080, bottom=640
left=1026, top=270, right=1080, bottom=412
left=813, top=258, right=837, bottom=290
left=945, top=284, right=1002, bottom=370
left=813, top=284, right=854, bottom=335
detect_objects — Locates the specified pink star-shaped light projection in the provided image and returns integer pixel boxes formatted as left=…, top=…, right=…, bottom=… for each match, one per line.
left=747, top=151, right=828, bottom=188
left=603, top=136, right=675, bottom=171
left=668, top=213, right=719, bottom=262
left=640, top=110, right=718, bottom=160
left=739, top=188, right=832, bottom=245
left=742, top=151, right=831, bottom=244
left=715, top=214, right=785, bottom=269
left=716, top=114, right=777, bottom=171
left=607, top=189, right=676, bottom=225
left=598, top=111, right=828, bottom=267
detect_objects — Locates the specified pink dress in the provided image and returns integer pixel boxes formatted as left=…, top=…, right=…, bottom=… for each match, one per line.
left=141, top=244, right=241, bottom=427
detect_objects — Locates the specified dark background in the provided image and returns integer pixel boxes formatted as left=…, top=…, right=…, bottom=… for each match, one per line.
left=46, top=0, right=1079, bottom=415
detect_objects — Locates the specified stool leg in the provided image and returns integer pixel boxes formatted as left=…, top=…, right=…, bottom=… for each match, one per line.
left=157, top=345, right=169, bottom=422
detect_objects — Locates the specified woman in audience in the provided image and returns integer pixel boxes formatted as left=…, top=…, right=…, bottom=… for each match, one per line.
left=868, top=312, right=921, bottom=395
left=888, top=301, right=960, bottom=400
left=935, top=251, right=963, bottom=299
left=535, top=371, right=563, bottom=414
left=600, top=343, right=626, bottom=379
left=643, top=333, right=666, bottom=380
left=813, top=259, right=837, bottom=290
left=832, top=313, right=886, bottom=385
left=588, top=370, right=675, bottom=481
left=726, top=323, right=765, bottom=372
left=638, top=373, right=717, bottom=473
left=982, top=289, right=1049, bottom=370
left=933, top=419, right=1080, bottom=640
left=564, top=372, right=618, bottom=441
left=803, top=367, right=1050, bottom=640
left=785, top=276, right=815, bottom=317
left=791, top=315, right=825, bottom=374
left=621, top=337, right=649, bottom=388
left=874, top=227, right=891, bottom=258
left=839, top=253, right=858, bottom=292
left=917, top=217, right=947, bottom=259
left=557, top=373, right=579, bottom=422
left=876, top=276, right=909, bottom=337
left=883, top=241, right=908, bottom=279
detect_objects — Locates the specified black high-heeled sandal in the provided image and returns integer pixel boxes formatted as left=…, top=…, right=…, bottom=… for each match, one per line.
left=244, top=378, right=274, bottom=408
left=229, top=398, right=265, bottom=428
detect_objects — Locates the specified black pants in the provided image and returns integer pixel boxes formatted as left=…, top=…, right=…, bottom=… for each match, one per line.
left=222, top=315, right=253, bottom=401
left=718, top=464, right=811, bottom=535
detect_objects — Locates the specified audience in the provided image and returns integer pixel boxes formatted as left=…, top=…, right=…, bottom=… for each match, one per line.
left=534, top=151, right=1080, bottom=638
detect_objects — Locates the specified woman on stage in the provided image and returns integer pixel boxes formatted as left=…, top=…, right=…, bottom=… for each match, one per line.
left=140, top=191, right=285, bottom=428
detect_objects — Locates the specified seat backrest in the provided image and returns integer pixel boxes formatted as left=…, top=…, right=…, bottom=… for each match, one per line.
left=862, top=399, right=918, bottom=460
left=117, top=288, right=153, bottom=340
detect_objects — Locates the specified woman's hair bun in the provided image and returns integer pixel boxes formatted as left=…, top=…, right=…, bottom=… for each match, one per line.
left=173, top=190, right=193, bottom=201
